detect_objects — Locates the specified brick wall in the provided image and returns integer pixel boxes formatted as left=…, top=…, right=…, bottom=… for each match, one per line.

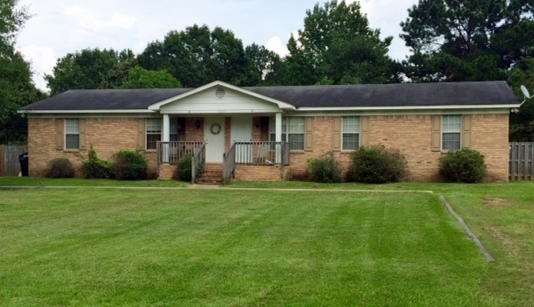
left=470, top=114, right=509, bottom=181
left=233, top=165, right=288, bottom=181
left=367, top=115, right=441, bottom=181
left=28, top=117, right=158, bottom=177
left=28, top=113, right=510, bottom=182
left=184, top=117, right=204, bottom=142
left=158, top=164, right=175, bottom=180
left=287, top=114, right=510, bottom=182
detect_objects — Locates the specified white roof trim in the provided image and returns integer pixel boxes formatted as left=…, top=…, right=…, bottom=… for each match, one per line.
left=297, top=104, right=520, bottom=111
left=18, top=104, right=519, bottom=115
left=148, top=80, right=296, bottom=111
left=18, top=109, right=156, bottom=114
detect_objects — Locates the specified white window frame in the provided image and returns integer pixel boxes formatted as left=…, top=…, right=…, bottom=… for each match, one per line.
left=146, top=118, right=162, bottom=150
left=342, top=116, right=360, bottom=151
left=65, top=119, right=79, bottom=150
left=442, top=115, right=462, bottom=151
left=270, top=117, right=305, bottom=150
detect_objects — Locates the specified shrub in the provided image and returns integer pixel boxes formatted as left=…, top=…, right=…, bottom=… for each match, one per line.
left=307, top=152, right=341, bottom=183
left=46, top=158, right=75, bottom=178
left=348, top=145, right=407, bottom=184
left=439, top=148, right=487, bottom=183
left=174, top=154, right=204, bottom=182
left=174, top=154, right=193, bottom=181
left=82, top=146, right=113, bottom=179
left=112, top=150, right=147, bottom=180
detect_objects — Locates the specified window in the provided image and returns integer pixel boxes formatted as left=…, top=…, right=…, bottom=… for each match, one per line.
left=170, top=119, right=178, bottom=142
left=65, top=119, right=79, bottom=150
left=342, top=116, right=360, bottom=150
left=442, top=115, right=461, bottom=150
left=146, top=118, right=162, bottom=150
left=270, top=117, right=305, bottom=150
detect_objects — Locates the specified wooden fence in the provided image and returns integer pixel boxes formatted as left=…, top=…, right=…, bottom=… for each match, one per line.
left=0, top=145, right=27, bottom=176
left=509, top=142, right=534, bottom=181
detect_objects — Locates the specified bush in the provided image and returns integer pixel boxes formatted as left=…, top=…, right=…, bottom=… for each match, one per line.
left=46, top=158, right=75, bottom=178
left=174, top=154, right=204, bottom=182
left=82, top=146, right=113, bottom=179
left=439, top=148, right=487, bottom=183
left=174, top=154, right=193, bottom=181
left=112, top=150, right=147, bottom=180
left=348, top=145, right=407, bottom=184
left=307, top=152, right=341, bottom=183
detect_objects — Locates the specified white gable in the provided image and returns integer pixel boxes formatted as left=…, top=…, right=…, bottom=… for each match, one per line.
left=149, top=81, right=295, bottom=114
left=159, top=87, right=281, bottom=114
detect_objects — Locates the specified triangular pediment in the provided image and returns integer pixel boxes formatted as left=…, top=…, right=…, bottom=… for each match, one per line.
left=148, top=81, right=295, bottom=114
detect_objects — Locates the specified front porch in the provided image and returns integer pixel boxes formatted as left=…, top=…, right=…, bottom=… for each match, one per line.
left=156, top=141, right=290, bottom=184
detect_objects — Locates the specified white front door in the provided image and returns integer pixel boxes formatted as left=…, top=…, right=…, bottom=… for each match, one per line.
left=231, top=116, right=253, bottom=163
left=204, top=117, right=225, bottom=163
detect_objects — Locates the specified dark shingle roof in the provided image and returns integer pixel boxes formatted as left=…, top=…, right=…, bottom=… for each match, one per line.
left=20, top=88, right=191, bottom=111
left=245, top=81, right=518, bottom=108
left=21, top=81, right=518, bottom=112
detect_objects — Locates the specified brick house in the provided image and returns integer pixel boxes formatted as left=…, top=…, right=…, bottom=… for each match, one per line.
left=19, top=80, right=519, bottom=183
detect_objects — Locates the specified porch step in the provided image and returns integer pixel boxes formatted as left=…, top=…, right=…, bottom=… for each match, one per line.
left=197, top=163, right=224, bottom=185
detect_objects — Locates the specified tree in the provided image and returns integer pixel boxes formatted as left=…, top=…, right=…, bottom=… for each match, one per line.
left=99, top=49, right=138, bottom=89
left=242, top=43, right=283, bottom=86
left=0, top=0, right=29, bottom=51
left=138, top=24, right=249, bottom=87
left=0, top=0, right=44, bottom=144
left=45, top=48, right=136, bottom=94
left=119, top=66, right=182, bottom=89
left=400, top=0, right=534, bottom=81
left=509, top=58, right=534, bottom=141
left=283, top=0, right=398, bottom=85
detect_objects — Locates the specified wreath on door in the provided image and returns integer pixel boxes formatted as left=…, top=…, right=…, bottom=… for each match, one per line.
left=210, top=123, right=222, bottom=135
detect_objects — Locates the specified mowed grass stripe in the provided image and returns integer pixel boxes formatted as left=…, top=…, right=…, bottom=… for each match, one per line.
left=0, top=189, right=486, bottom=306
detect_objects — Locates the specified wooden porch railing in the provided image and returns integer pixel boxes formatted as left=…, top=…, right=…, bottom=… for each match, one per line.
left=222, top=143, right=236, bottom=185
left=222, top=141, right=290, bottom=184
left=192, top=143, right=206, bottom=184
left=233, top=141, right=290, bottom=166
left=156, top=141, right=205, bottom=165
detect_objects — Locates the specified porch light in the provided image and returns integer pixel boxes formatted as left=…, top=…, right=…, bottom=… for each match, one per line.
left=196, top=119, right=201, bottom=129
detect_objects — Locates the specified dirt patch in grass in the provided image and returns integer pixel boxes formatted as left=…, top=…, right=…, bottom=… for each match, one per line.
left=485, top=226, right=521, bottom=254
left=483, top=197, right=510, bottom=208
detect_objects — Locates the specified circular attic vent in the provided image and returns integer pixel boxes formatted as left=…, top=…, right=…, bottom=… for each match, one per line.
left=215, top=88, right=225, bottom=99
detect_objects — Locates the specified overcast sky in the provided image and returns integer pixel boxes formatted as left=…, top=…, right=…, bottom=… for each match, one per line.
left=16, top=0, right=419, bottom=91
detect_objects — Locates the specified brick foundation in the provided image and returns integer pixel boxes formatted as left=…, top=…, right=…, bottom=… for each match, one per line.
left=158, top=164, right=175, bottom=180
left=233, top=165, right=288, bottom=181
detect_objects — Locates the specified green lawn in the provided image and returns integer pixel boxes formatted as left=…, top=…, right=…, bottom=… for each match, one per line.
left=0, top=179, right=533, bottom=306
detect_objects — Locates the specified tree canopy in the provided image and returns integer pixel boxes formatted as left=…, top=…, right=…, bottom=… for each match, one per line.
left=138, top=25, right=252, bottom=87
left=282, top=0, right=399, bottom=85
left=0, top=0, right=43, bottom=144
left=119, top=66, right=182, bottom=89
left=45, top=48, right=138, bottom=95
left=400, top=0, right=534, bottom=81
left=509, top=58, right=534, bottom=141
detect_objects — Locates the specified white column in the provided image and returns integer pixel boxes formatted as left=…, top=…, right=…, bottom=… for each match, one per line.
left=162, top=114, right=170, bottom=163
left=162, top=114, right=170, bottom=142
left=275, top=112, right=282, bottom=163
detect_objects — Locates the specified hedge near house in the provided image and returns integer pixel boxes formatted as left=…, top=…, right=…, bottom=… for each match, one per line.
left=439, top=148, right=487, bottom=183
left=112, top=150, right=147, bottom=180
left=348, top=145, right=407, bottom=184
